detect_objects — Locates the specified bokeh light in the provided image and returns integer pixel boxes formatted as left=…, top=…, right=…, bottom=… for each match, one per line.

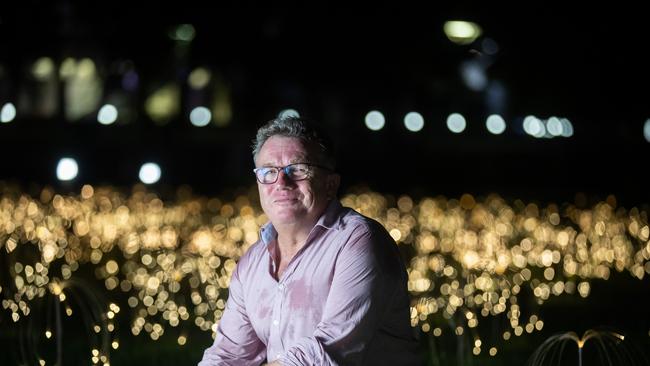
left=365, top=110, right=385, bottom=131
left=138, top=163, right=161, bottom=184
left=447, top=113, right=467, bottom=133
left=56, top=158, right=79, bottom=181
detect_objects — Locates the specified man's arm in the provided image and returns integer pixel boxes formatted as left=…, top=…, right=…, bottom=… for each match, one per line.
left=277, top=225, right=405, bottom=365
left=198, top=260, right=266, bottom=366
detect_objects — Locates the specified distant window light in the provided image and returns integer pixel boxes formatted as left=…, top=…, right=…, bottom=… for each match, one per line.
left=139, top=163, right=161, bottom=184
left=190, top=106, right=211, bottom=127
left=1, top=102, right=17, bottom=123
left=486, top=114, right=506, bottom=134
left=447, top=113, right=467, bottom=133
left=56, top=158, right=78, bottom=181
left=97, top=104, right=118, bottom=125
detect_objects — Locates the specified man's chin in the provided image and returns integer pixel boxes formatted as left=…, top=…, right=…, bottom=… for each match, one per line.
left=270, top=208, right=307, bottom=224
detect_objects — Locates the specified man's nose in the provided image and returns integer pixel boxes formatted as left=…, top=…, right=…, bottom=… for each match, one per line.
left=276, top=169, right=295, bottom=186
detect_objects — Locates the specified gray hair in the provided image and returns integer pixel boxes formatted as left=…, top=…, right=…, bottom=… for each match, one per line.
left=252, top=117, right=336, bottom=169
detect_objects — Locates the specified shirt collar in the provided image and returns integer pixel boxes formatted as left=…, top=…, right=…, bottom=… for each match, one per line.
left=259, top=199, right=343, bottom=245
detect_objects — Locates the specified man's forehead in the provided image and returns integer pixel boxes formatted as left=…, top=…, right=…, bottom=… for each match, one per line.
left=256, top=136, right=317, bottom=164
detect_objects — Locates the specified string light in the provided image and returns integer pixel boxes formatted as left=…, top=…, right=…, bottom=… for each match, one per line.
left=0, top=183, right=648, bottom=360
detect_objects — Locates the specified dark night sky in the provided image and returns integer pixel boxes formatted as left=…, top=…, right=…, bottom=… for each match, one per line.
left=1, top=2, right=649, bottom=205
left=1, top=4, right=650, bottom=365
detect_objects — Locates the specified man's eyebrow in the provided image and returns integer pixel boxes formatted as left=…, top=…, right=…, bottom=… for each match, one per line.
left=258, top=155, right=310, bottom=167
left=289, top=156, right=309, bottom=163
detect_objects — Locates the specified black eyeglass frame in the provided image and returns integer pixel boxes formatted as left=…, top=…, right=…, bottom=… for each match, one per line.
left=253, top=162, right=332, bottom=184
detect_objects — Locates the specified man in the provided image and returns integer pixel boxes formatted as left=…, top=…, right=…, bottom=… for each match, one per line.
left=199, top=117, right=420, bottom=365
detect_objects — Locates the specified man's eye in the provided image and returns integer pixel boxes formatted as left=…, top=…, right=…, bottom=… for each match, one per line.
left=290, top=166, right=308, bottom=174
left=262, top=168, right=277, bottom=176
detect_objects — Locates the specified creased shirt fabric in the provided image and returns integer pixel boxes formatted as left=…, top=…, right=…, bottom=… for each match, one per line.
left=199, top=200, right=420, bottom=366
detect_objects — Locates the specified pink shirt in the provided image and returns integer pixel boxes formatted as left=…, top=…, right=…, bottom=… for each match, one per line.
left=199, top=200, right=420, bottom=365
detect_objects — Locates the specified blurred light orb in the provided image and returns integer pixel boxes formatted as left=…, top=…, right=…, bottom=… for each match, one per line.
left=139, top=163, right=161, bottom=184
left=188, top=67, right=211, bottom=90
left=171, top=24, right=196, bottom=42
left=32, top=57, right=55, bottom=81
left=643, top=118, right=650, bottom=143
left=97, top=104, right=118, bottom=125
left=461, top=61, right=487, bottom=91
left=546, top=117, right=563, bottom=136
left=444, top=21, right=482, bottom=45
left=481, top=38, right=499, bottom=55
left=560, top=118, right=574, bottom=137
left=1, top=102, right=17, bottom=123
left=56, top=158, right=79, bottom=181
left=447, top=113, right=467, bottom=133
left=486, top=114, right=506, bottom=134
left=404, top=112, right=424, bottom=132
left=365, top=110, right=385, bottom=131
left=190, top=107, right=211, bottom=127
left=523, top=115, right=546, bottom=138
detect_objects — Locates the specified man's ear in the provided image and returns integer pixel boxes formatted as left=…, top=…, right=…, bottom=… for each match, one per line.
left=326, top=173, right=341, bottom=199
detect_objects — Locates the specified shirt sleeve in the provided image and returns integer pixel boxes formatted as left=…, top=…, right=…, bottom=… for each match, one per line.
left=278, top=224, right=403, bottom=366
left=198, top=258, right=267, bottom=366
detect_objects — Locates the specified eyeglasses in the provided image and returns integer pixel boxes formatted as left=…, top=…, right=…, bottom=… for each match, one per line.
left=253, top=163, right=331, bottom=184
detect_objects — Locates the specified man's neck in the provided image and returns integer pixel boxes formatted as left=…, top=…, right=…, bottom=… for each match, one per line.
left=274, top=221, right=315, bottom=252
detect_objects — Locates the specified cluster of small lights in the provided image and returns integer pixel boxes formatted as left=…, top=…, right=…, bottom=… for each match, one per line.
left=523, top=115, right=574, bottom=138
left=340, top=190, right=649, bottom=354
left=1, top=183, right=648, bottom=361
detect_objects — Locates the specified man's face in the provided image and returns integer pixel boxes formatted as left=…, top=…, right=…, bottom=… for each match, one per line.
left=255, top=135, right=339, bottom=228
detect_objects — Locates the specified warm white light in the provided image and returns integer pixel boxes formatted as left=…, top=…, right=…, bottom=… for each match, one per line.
left=139, top=163, right=161, bottom=184
left=486, top=114, right=506, bottom=134
left=447, top=113, right=466, bottom=133
left=56, top=158, right=79, bottom=181
left=188, top=68, right=211, bottom=89
left=1, top=102, right=17, bottom=123
left=32, top=57, right=55, bottom=80
left=443, top=21, right=482, bottom=45
left=404, top=112, right=424, bottom=132
left=365, top=111, right=385, bottom=131
left=190, top=107, right=211, bottom=127
left=97, top=104, right=118, bottom=125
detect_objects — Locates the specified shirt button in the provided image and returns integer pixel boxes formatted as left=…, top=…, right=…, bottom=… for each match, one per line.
left=278, top=283, right=285, bottom=291
left=276, top=353, right=282, bottom=360
left=273, top=319, right=279, bottom=326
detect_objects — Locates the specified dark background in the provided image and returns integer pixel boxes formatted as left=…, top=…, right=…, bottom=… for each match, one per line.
left=1, top=2, right=649, bottom=205
left=1, top=2, right=650, bottom=365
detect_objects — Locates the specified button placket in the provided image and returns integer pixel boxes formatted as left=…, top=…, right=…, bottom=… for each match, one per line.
left=269, top=278, right=286, bottom=352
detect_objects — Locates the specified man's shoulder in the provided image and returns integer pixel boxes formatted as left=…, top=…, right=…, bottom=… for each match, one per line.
left=234, top=239, right=267, bottom=270
left=337, top=206, right=388, bottom=236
